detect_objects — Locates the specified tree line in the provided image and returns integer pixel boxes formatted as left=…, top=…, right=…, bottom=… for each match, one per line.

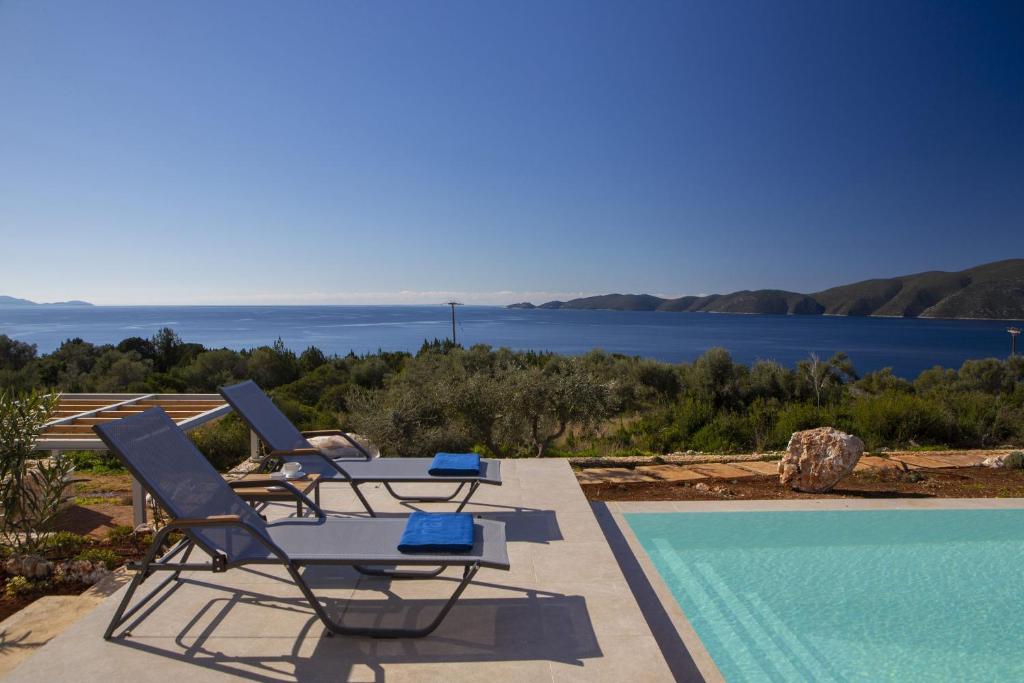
left=1, top=329, right=1022, bottom=468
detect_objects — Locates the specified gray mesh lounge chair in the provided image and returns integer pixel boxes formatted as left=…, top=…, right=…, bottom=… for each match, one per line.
left=220, top=380, right=501, bottom=516
left=94, top=408, right=509, bottom=640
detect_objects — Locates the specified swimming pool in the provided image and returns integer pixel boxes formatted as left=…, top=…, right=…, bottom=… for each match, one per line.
left=625, top=509, right=1024, bottom=682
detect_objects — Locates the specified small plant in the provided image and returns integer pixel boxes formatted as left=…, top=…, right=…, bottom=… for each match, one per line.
left=75, top=548, right=120, bottom=570
left=39, top=531, right=89, bottom=558
left=1003, top=451, right=1024, bottom=470
left=105, top=525, right=135, bottom=545
left=67, top=450, right=125, bottom=473
left=4, top=575, right=33, bottom=599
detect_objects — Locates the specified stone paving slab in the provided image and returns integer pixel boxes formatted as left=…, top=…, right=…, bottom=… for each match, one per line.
left=6, top=460, right=676, bottom=682
left=687, top=463, right=758, bottom=480
left=854, top=456, right=908, bottom=472
left=729, top=461, right=780, bottom=476
left=576, top=467, right=659, bottom=485
left=635, top=465, right=708, bottom=482
left=0, top=595, right=104, bottom=677
left=918, top=452, right=988, bottom=467
left=888, top=453, right=956, bottom=469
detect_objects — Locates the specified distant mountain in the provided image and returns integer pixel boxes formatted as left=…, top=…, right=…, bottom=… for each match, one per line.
left=506, top=259, right=1024, bottom=320
left=0, top=295, right=93, bottom=306
left=506, top=302, right=536, bottom=309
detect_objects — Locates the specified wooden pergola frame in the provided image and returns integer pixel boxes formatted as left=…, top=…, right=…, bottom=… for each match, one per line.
left=35, top=393, right=249, bottom=526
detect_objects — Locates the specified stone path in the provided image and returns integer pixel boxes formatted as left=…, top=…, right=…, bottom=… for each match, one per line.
left=577, top=449, right=1014, bottom=485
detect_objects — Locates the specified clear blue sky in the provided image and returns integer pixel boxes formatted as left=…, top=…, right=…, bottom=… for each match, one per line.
left=1, top=1, right=1021, bottom=305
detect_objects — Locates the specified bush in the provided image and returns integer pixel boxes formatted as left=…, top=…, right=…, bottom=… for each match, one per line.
left=105, top=525, right=135, bottom=545
left=75, top=548, right=120, bottom=570
left=1003, top=451, right=1024, bottom=470
left=850, top=392, right=951, bottom=450
left=687, top=412, right=752, bottom=453
left=4, top=575, right=33, bottom=598
left=67, top=450, right=124, bottom=473
left=189, top=414, right=250, bottom=471
left=39, top=531, right=89, bottom=558
left=772, top=403, right=829, bottom=446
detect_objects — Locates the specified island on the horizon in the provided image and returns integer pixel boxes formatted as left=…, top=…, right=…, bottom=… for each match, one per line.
left=508, top=259, right=1024, bottom=320
left=0, top=295, right=93, bottom=307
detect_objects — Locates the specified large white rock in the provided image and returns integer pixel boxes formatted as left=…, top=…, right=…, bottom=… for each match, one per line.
left=779, top=427, right=864, bottom=492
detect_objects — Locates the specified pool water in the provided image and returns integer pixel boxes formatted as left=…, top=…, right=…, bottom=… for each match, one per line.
left=625, top=510, right=1024, bottom=682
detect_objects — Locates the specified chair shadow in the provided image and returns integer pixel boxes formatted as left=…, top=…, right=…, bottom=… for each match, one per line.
left=590, top=502, right=708, bottom=682
left=112, top=576, right=602, bottom=682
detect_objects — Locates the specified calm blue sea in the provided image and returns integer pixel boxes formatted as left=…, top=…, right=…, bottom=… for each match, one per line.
left=0, top=305, right=1020, bottom=378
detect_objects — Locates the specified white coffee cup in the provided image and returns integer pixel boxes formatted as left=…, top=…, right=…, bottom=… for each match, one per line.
left=281, top=462, right=302, bottom=475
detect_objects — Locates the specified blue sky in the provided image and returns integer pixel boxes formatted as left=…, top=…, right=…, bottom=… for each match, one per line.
left=1, top=1, right=1021, bottom=305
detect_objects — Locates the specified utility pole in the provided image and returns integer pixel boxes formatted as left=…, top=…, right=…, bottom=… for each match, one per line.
left=1009, top=327, right=1021, bottom=356
left=445, top=301, right=463, bottom=344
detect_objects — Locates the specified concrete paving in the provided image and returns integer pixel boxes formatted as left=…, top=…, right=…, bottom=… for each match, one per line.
left=5, top=460, right=678, bottom=682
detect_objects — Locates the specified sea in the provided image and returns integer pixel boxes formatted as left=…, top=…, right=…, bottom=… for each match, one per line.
left=1, top=305, right=1020, bottom=378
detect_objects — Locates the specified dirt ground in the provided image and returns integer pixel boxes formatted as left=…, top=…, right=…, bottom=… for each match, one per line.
left=54, top=472, right=134, bottom=537
left=582, top=467, right=1024, bottom=502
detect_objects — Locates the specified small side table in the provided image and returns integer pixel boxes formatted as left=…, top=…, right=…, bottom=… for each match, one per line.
left=229, top=473, right=322, bottom=517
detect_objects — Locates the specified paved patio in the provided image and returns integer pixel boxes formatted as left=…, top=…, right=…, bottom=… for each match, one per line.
left=6, top=460, right=681, bottom=682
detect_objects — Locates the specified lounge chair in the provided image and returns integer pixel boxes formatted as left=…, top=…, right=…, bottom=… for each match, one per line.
left=93, top=408, right=509, bottom=640
left=219, top=380, right=501, bottom=516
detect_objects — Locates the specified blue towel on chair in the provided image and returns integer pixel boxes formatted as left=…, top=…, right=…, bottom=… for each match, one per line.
left=429, top=452, right=481, bottom=476
left=398, top=512, right=474, bottom=553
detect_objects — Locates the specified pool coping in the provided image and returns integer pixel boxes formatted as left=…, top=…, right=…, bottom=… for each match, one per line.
left=602, top=497, right=1024, bottom=683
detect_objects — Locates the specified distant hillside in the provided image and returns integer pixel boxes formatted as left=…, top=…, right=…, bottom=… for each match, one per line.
left=0, top=295, right=93, bottom=306
left=507, top=259, right=1024, bottom=320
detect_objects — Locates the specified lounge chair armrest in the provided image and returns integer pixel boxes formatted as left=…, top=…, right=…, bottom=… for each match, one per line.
left=269, top=448, right=321, bottom=457
left=266, top=448, right=354, bottom=481
left=228, top=479, right=326, bottom=519
left=170, top=514, right=243, bottom=527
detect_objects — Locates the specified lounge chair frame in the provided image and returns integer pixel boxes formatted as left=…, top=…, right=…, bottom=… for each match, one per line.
left=220, top=381, right=499, bottom=516
left=95, top=409, right=505, bottom=641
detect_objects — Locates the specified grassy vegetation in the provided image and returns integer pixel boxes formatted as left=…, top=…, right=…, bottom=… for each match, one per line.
left=2, top=329, right=1022, bottom=470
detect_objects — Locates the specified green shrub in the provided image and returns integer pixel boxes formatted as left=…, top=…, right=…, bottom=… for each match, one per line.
left=1003, top=451, right=1024, bottom=470
left=850, top=392, right=951, bottom=450
left=105, top=525, right=135, bottom=545
left=4, top=575, right=33, bottom=598
left=687, top=412, right=752, bottom=453
left=75, top=548, right=120, bottom=570
left=189, top=414, right=250, bottom=471
left=39, top=531, right=89, bottom=558
left=67, top=450, right=125, bottom=473
left=772, top=403, right=829, bottom=446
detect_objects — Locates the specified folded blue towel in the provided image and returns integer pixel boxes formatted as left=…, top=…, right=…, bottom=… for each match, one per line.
left=429, top=452, right=481, bottom=476
left=398, top=512, right=474, bottom=553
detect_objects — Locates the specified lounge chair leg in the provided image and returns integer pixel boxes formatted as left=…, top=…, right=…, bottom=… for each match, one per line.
left=454, top=482, right=481, bottom=512
left=382, top=482, right=467, bottom=503
left=291, top=562, right=481, bottom=638
left=349, top=482, right=376, bottom=517
left=104, top=537, right=195, bottom=640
